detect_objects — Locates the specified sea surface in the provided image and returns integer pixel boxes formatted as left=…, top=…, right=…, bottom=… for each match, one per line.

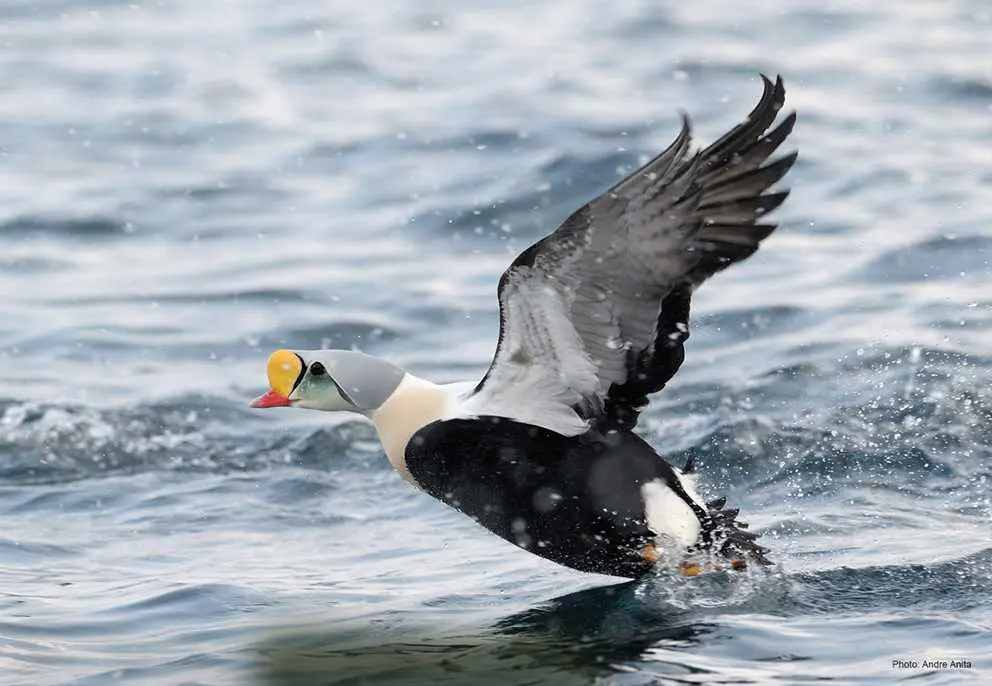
left=1, top=1, right=990, bottom=684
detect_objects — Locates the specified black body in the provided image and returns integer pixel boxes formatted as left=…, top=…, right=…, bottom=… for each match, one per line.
left=405, top=286, right=703, bottom=579
left=407, top=417, right=690, bottom=578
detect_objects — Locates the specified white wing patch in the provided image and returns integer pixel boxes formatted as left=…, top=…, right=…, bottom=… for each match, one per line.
left=459, top=272, right=598, bottom=436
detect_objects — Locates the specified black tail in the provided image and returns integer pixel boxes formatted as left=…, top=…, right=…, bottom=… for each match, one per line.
left=692, top=495, right=773, bottom=568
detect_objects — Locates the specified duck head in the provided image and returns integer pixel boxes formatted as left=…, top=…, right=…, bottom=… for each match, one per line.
left=250, top=349, right=405, bottom=415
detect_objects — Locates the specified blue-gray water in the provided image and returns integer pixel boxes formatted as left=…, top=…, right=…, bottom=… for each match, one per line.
left=1, top=1, right=990, bottom=684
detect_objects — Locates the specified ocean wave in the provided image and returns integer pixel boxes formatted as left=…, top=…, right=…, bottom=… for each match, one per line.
left=0, top=397, right=378, bottom=483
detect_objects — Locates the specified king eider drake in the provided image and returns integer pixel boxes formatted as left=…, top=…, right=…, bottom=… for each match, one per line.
left=251, top=75, right=797, bottom=579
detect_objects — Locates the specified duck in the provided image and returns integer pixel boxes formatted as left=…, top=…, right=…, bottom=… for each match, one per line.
left=251, top=75, right=796, bottom=579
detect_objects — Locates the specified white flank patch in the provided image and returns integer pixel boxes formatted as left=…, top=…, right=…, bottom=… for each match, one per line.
left=642, top=469, right=704, bottom=549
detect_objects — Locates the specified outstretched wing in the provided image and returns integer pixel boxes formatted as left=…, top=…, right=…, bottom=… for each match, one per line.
left=464, top=75, right=797, bottom=434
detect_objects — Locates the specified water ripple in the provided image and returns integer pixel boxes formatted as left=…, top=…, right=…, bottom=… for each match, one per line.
left=1, top=0, right=990, bottom=682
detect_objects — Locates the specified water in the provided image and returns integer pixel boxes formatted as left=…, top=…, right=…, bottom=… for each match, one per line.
left=1, top=0, right=990, bottom=683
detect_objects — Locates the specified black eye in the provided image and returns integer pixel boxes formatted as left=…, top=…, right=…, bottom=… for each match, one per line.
left=309, top=362, right=327, bottom=377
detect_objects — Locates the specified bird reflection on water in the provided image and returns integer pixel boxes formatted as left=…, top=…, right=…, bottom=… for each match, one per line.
left=257, top=578, right=723, bottom=686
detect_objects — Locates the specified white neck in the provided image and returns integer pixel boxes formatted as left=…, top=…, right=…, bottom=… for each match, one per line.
left=369, top=373, right=454, bottom=485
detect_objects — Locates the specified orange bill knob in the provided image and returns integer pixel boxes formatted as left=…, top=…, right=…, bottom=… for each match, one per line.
left=250, top=350, right=303, bottom=408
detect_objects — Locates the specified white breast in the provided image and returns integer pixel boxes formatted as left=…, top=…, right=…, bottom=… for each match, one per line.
left=369, top=374, right=463, bottom=485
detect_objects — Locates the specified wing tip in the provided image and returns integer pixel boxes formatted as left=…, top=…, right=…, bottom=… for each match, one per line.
left=753, top=73, right=787, bottom=118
